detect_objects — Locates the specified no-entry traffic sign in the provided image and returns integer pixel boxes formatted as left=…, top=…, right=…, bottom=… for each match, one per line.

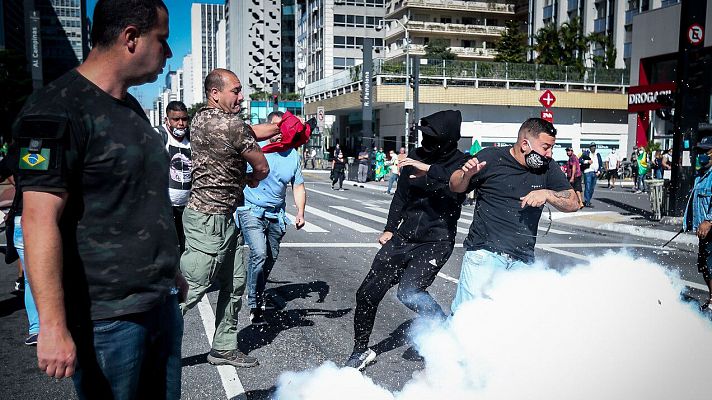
left=539, top=90, right=556, bottom=108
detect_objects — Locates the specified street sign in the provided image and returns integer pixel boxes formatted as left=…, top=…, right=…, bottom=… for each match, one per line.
left=688, top=23, right=704, bottom=45
left=541, top=110, right=554, bottom=123
left=317, top=106, right=325, bottom=130
left=539, top=90, right=556, bottom=108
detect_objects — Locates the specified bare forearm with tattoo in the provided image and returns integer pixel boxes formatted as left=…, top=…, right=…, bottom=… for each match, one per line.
left=547, top=189, right=579, bottom=212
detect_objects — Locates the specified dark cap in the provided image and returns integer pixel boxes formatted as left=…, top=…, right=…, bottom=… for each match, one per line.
left=589, top=142, right=597, bottom=148
left=565, top=147, right=573, bottom=151
left=696, top=136, right=712, bottom=150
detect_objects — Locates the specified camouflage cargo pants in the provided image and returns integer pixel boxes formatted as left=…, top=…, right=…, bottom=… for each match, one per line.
left=179, top=207, right=246, bottom=351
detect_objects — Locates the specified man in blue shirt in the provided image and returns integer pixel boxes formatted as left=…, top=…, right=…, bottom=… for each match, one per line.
left=684, top=136, right=712, bottom=311
left=237, top=111, right=307, bottom=325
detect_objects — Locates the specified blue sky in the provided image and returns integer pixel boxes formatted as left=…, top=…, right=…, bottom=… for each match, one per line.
left=86, top=0, right=223, bottom=108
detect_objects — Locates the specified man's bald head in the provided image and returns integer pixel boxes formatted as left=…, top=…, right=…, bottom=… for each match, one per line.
left=204, top=68, right=237, bottom=98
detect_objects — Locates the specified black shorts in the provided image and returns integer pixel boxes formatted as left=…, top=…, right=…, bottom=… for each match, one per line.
left=698, top=237, right=712, bottom=281
left=606, top=170, right=618, bottom=179
left=570, top=175, right=582, bottom=192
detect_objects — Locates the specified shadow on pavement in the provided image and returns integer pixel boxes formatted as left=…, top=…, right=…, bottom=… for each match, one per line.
left=0, top=295, right=23, bottom=318
left=181, top=352, right=208, bottom=367
left=370, top=318, right=415, bottom=356
left=596, top=197, right=653, bottom=219
left=241, top=388, right=275, bottom=400
left=265, top=280, right=330, bottom=307
left=237, top=307, right=351, bottom=354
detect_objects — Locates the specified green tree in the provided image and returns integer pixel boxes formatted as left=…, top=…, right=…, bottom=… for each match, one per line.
left=559, top=16, right=588, bottom=72
left=588, top=32, right=617, bottom=69
left=187, top=102, right=206, bottom=118
left=494, top=20, right=527, bottom=63
left=424, top=39, right=456, bottom=61
left=0, top=50, right=32, bottom=143
left=532, top=23, right=562, bottom=65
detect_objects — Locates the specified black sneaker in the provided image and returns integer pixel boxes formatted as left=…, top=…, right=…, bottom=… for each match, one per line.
left=344, top=348, right=376, bottom=370
left=207, top=349, right=259, bottom=368
left=24, top=333, right=38, bottom=346
left=250, top=308, right=267, bottom=326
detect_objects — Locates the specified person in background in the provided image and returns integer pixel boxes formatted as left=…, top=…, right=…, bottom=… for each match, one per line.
left=566, top=147, right=584, bottom=209
left=331, top=153, right=346, bottom=190
left=155, top=100, right=192, bottom=253
left=636, top=147, right=649, bottom=194
left=605, top=149, right=620, bottom=189
left=631, top=147, right=639, bottom=191
left=582, top=142, right=603, bottom=207
left=653, top=150, right=664, bottom=179
left=386, top=150, right=399, bottom=195
left=375, top=147, right=387, bottom=181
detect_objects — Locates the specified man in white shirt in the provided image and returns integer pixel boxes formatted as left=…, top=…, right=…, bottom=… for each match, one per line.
left=155, top=101, right=192, bottom=252
left=605, top=149, right=619, bottom=189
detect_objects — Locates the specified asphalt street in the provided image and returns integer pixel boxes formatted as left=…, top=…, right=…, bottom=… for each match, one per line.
left=0, top=173, right=706, bottom=399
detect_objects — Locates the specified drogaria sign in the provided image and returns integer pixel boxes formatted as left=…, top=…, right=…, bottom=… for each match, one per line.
left=627, top=82, right=676, bottom=113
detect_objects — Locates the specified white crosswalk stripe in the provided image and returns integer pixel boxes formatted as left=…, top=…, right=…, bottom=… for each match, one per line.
left=307, top=206, right=380, bottom=233
left=285, top=212, right=328, bottom=232
left=331, top=206, right=387, bottom=224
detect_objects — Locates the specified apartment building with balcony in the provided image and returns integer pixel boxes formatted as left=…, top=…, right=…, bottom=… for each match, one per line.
left=381, top=0, right=519, bottom=61
left=296, top=0, right=387, bottom=86
left=529, top=0, right=679, bottom=70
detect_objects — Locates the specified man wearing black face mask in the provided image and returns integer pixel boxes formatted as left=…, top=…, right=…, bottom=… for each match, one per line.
left=447, top=118, right=579, bottom=312
left=155, top=100, right=192, bottom=253
left=684, top=136, right=712, bottom=311
left=345, top=110, right=468, bottom=370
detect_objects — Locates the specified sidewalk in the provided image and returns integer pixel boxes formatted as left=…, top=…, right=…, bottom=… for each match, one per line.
left=302, top=171, right=696, bottom=249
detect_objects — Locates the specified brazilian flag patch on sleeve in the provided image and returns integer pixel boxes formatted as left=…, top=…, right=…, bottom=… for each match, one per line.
left=19, top=147, right=51, bottom=170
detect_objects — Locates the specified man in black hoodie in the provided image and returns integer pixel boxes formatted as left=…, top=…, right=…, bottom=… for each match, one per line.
left=344, top=110, right=467, bottom=370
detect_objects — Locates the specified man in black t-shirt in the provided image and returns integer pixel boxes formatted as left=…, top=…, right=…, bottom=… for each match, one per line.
left=12, top=1, right=186, bottom=398
left=448, top=118, right=579, bottom=312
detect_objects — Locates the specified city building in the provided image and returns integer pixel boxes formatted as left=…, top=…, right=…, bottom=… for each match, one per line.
left=296, top=0, right=387, bottom=86
left=226, top=0, right=295, bottom=100
left=303, top=58, right=629, bottom=158
left=183, top=53, right=194, bottom=107
left=528, top=0, right=680, bottom=70
left=382, top=0, right=519, bottom=61
left=190, top=2, right=225, bottom=105
left=626, top=1, right=708, bottom=154
left=1, top=0, right=89, bottom=86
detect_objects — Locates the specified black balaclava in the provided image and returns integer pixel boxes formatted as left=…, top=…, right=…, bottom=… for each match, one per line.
left=416, top=110, right=462, bottom=162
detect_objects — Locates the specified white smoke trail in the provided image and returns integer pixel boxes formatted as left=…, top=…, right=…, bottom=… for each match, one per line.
left=274, top=253, right=712, bottom=400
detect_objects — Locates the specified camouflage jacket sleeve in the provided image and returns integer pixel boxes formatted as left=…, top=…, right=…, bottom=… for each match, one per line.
left=231, top=118, right=259, bottom=154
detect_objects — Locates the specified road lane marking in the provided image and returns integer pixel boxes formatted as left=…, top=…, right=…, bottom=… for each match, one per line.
left=331, top=206, right=387, bottom=224
left=307, top=206, right=380, bottom=233
left=437, top=272, right=459, bottom=283
left=306, top=187, right=347, bottom=200
left=285, top=212, right=328, bottom=233
left=197, top=296, right=246, bottom=400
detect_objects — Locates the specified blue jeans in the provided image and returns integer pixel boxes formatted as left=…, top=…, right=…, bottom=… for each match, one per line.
left=583, top=172, right=597, bottom=204
left=386, top=173, right=399, bottom=194
left=72, top=295, right=183, bottom=400
left=14, top=216, right=39, bottom=335
left=237, top=209, right=287, bottom=309
left=451, top=249, right=528, bottom=313
left=637, top=173, right=647, bottom=192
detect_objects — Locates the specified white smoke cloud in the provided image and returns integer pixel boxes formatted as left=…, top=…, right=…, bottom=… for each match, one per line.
left=274, top=253, right=712, bottom=400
